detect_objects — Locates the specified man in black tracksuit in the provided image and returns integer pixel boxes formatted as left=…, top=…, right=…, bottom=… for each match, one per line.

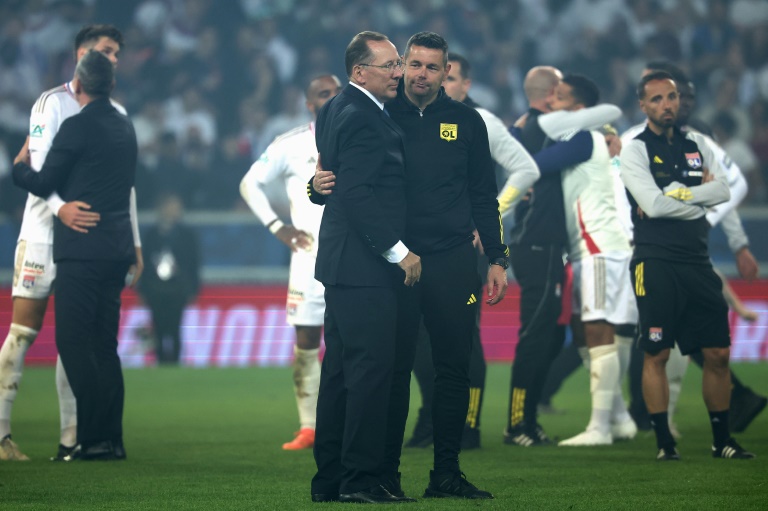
left=504, top=66, right=568, bottom=446
left=310, top=32, right=507, bottom=500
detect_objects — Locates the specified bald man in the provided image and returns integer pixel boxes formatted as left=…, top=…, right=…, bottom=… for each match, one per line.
left=503, top=66, right=568, bottom=447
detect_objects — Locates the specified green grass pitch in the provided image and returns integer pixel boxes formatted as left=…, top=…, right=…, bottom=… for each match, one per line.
left=1, top=363, right=766, bottom=510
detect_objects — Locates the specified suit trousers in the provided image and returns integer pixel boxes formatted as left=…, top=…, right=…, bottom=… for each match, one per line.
left=312, top=284, right=399, bottom=495
left=55, top=259, right=130, bottom=447
left=386, top=242, right=481, bottom=476
left=507, top=244, right=566, bottom=430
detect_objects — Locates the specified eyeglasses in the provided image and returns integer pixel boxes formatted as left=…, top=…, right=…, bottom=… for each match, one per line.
left=359, top=60, right=404, bottom=73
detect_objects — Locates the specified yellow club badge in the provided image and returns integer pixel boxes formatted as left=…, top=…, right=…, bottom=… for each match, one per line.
left=440, top=123, right=457, bottom=142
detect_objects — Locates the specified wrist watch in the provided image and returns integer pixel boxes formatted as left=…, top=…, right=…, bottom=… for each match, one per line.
left=489, top=257, right=509, bottom=269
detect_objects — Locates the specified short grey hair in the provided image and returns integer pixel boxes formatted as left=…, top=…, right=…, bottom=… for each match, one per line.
left=75, top=49, right=114, bottom=98
left=345, top=31, right=389, bottom=77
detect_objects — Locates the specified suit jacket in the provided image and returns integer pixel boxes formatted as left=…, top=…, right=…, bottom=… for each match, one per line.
left=314, top=84, right=407, bottom=287
left=138, top=222, right=200, bottom=301
left=13, top=97, right=137, bottom=263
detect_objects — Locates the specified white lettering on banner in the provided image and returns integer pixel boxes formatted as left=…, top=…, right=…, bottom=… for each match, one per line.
left=117, top=305, right=297, bottom=367
left=183, top=307, right=222, bottom=367
left=731, top=301, right=768, bottom=361
left=218, top=305, right=259, bottom=367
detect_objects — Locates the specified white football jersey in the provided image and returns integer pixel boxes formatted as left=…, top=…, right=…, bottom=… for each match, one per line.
left=21, top=81, right=128, bottom=244
left=240, top=123, right=322, bottom=239
left=561, top=131, right=632, bottom=261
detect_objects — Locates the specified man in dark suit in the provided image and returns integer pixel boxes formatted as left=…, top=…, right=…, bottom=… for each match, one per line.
left=310, top=31, right=421, bottom=504
left=138, top=193, right=200, bottom=365
left=12, top=50, right=137, bottom=461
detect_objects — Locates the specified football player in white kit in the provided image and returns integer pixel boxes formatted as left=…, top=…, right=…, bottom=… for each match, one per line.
left=527, top=74, right=638, bottom=446
left=0, top=25, right=143, bottom=461
left=240, top=74, right=342, bottom=450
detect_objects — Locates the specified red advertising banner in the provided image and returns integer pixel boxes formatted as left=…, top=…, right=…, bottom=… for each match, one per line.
left=1, top=282, right=766, bottom=366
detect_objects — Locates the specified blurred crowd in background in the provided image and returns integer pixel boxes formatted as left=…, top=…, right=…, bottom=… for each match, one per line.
left=1, top=0, right=768, bottom=217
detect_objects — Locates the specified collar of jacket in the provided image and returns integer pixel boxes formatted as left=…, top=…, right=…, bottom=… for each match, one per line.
left=643, top=123, right=684, bottom=143
left=388, top=79, right=450, bottom=114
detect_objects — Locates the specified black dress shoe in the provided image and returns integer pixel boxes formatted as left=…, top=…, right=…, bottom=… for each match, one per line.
left=311, top=493, right=339, bottom=502
left=339, top=484, right=402, bottom=504
left=112, top=440, right=127, bottom=460
left=381, top=473, right=417, bottom=502
left=79, top=441, right=123, bottom=461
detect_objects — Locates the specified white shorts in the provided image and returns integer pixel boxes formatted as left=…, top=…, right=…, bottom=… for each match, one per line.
left=572, top=252, right=637, bottom=325
left=286, top=249, right=325, bottom=326
left=12, top=240, right=56, bottom=299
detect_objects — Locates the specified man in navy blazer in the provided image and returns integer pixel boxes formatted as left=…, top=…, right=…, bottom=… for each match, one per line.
left=12, top=50, right=137, bottom=461
left=310, top=31, right=421, bottom=504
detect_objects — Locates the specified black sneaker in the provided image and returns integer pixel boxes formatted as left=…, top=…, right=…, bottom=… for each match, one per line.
left=50, top=444, right=79, bottom=462
left=381, top=472, right=417, bottom=502
left=534, top=423, right=552, bottom=444
left=423, top=471, right=493, bottom=499
left=712, top=438, right=756, bottom=459
left=503, top=424, right=548, bottom=446
left=656, top=445, right=680, bottom=461
left=461, top=426, right=480, bottom=450
left=729, top=391, right=767, bottom=433
left=404, top=410, right=433, bottom=448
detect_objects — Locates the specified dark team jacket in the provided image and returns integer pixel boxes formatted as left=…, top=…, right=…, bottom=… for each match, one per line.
left=12, top=98, right=137, bottom=263
left=385, top=83, right=508, bottom=261
left=625, top=125, right=712, bottom=264
left=507, top=108, right=568, bottom=247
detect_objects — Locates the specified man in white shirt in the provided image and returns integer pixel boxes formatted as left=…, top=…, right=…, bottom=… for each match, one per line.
left=0, top=25, right=143, bottom=462
left=239, top=74, right=341, bottom=451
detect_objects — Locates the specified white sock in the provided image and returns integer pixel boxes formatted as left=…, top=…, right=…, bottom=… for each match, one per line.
left=56, top=356, right=77, bottom=447
left=577, top=346, right=591, bottom=370
left=611, top=335, right=633, bottom=424
left=665, top=344, right=689, bottom=423
left=0, top=324, right=38, bottom=439
left=586, top=344, right=619, bottom=435
left=293, top=346, right=320, bottom=430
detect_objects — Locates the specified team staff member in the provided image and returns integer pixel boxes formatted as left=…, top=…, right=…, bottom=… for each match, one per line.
left=13, top=50, right=138, bottom=461
left=405, top=52, right=539, bottom=450
left=622, top=62, right=765, bottom=436
left=620, top=71, right=754, bottom=460
left=501, top=66, right=566, bottom=447
left=240, top=74, right=341, bottom=450
left=309, top=31, right=421, bottom=505
left=312, top=32, right=507, bottom=500
left=0, top=24, right=142, bottom=462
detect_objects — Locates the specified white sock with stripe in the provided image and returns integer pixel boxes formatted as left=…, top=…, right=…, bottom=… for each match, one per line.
left=665, top=344, right=689, bottom=422
left=611, top=335, right=633, bottom=424
left=293, top=346, right=320, bottom=430
left=0, top=324, right=38, bottom=439
left=56, top=356, right=77, bottom=447
left=586, top=343, right=619, bottom=435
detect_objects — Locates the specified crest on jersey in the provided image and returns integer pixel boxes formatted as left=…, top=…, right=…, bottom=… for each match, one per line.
left=440, top=123, right=457, bottom=142
left=30, top=124, right=45, bottom=138
left=685, top=152, right=702, bottom=169
left=649, top=327, right=663, bottom=342
left=22, top=275, right=35, bottom=289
